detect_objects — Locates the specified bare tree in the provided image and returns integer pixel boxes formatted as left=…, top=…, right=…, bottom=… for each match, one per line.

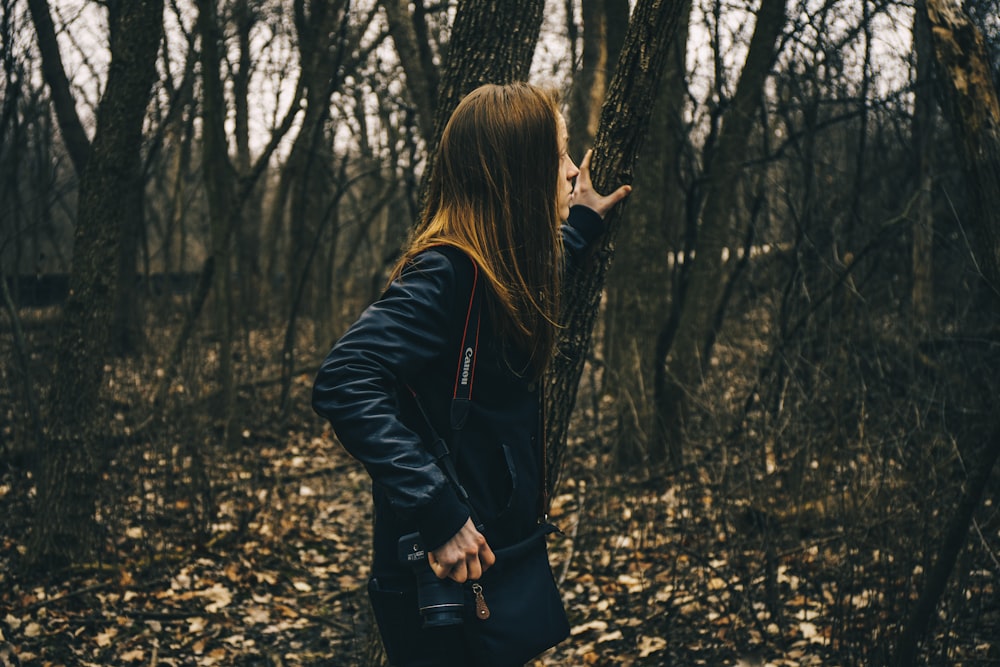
left=275, top=0, right=382, bottom=416
left=24, top=0, right=90, bottom=176
left=382, top=0, right=438, bottom=143
left=911, top=0, right=936, bottom=330
left=194, top=0, right=244, bottom=446
left=28, top=0, right=149, bottom=354
left=0, top=0, right=44, bottom=459
left=27, top=0, right=164, bottom=568
left=656, top=0, right=786, bottom=467
left=893, top=2, right=1000, bottom=662
left=149, top=0, right=307, bottom=427
left=567, top=0, right=630, bottom=162
left=418, top=0, right=545, bottom=204
left=547, top=0, right=689, bottom=493
left=602, top=0, right=692, bottom=468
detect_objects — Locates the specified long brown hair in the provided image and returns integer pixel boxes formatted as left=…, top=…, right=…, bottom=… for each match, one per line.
left=392, top=82, right=564, bottom=380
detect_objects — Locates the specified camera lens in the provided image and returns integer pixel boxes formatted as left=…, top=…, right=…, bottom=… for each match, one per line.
left=414, top=567, right=465, bottom=627
left=398, top=531, right=467, bottom=627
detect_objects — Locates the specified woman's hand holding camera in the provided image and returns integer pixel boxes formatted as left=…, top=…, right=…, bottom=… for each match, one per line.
left=428, top=518, right=496, bottom=583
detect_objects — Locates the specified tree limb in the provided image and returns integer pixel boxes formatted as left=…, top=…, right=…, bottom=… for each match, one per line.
left=25, top=0, right=91, bottom=175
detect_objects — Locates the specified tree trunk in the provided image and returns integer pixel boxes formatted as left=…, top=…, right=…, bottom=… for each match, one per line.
left=233, top=0, right=265, bottom=324
left=383, top=0, right=437, bottom=143
left=911, top=0, right=936, bottom=330
left=546, top=0, right=688, bottom=495
left=893, top=2, right=1000, bottom=663
left=603, top=0, right=691, bottom=468
left=604, top=0, right=629, bottom=78
left=24, top=0, right=90, bottom=176
left=418, top=0, right=544, bottom=202
left=28, top=0, right=144, bottom=355
left=568, top=0, right=629, bottom=163
left=26, top=0, right=163, bottom=569
left=924, top=2, right=1000, bottom=281
left=568, top=0, right=608, bottom=162
left=111, top=178, right=145, bottom=355
left=149, top=38, right=306, bottom=422
left=196, top=0, right=241, bottom=447
left=657, top=0, right=786, bottom=468
left=277, top=0, right=352, bottom=415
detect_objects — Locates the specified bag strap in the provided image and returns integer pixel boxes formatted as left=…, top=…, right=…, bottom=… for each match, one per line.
left=449, top=260, right=481, bottom=430
left=406, top=254, right=483, bottom=525
left=406, top=384, right=481, bottom=527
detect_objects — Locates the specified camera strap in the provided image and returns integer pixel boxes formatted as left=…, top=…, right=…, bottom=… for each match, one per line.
left=405, top=252, right=484, bottom=526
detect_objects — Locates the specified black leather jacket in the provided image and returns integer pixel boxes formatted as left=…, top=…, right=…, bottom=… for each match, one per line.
left=312, top=206, right=603, bottom=574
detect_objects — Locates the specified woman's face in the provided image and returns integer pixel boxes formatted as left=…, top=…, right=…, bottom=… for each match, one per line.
left=556, top=114, right=580, bottom=221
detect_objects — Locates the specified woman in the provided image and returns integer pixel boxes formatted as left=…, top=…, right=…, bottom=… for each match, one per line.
left=312, top=82, right=630, bottom=666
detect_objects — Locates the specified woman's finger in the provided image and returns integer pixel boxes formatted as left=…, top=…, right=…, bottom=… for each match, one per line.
left=481, top=541, right=496, bottom=570
left=427, top=553, right=449, bottom=580
left=450, top=559, right=469, bottom=583
left=466, top=554, right=483, bottom=581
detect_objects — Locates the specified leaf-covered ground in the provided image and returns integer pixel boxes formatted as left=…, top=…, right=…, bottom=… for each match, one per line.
left=2, top=311, right=998, bottom=666
left=0, top=421, right=854, bottom=667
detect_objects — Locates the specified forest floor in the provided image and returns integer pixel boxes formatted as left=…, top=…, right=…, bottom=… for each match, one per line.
left=0, top=404, right=845, bottom=666
left=1, top=308, right=998, bottom=666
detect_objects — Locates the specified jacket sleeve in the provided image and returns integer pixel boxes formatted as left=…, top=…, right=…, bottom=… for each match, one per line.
left=311, top=250, right=470, bottom=551
left=562, top=205, right=605, bottom=269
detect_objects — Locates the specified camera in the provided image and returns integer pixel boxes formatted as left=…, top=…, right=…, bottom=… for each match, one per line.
left=397, top=531, right=465, bottom=627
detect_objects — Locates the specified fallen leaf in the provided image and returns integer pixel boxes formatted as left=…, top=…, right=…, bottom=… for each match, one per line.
left=95, top=627, right=117, bottom=647
left=638, top=635, right=667, bottom=657
left=571, top=620, right=609, bottom=636
left=198, top=583, right=233, bottom=612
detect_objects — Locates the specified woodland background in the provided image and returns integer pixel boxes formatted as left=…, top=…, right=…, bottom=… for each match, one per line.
left=1, top=0, right=1000, bottom=665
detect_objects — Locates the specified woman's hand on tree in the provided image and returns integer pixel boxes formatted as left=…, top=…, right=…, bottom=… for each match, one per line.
left=572, top=149, right=632, bottom=219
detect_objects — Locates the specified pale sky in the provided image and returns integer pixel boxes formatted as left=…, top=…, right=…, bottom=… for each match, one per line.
left=27, top=0, right=916, bottom=160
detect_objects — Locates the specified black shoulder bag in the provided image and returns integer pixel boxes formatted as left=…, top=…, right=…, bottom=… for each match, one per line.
left=407, top=258, right=570, bottom=667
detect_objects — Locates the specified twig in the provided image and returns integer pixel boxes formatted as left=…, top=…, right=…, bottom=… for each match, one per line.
left=122, top=611, right=200, bottom=621
left=972, top=519, right=1000, bottom=571
left=0, top=269, right=44, bottom=450
left=20, top=581, right=114, bottom=613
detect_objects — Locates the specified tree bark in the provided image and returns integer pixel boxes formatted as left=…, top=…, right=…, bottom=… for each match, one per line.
left=603, top=0, right=691, bottom=468
left=232, top=0, right=264, bottom=324
left=657, top=0, right=786, bottom=467
left=911, top=0, right=936, bottom=329
left=147, top=43, right=306, bottom=426
left=893, top=2, right=1000, bottom=663
left=546, top=0, right=687, bottom=494
left=26, top=0, right=163, bottom=569
left=278, top=0, right=353, bottom=416
left=924, top=0, right=1000, bottom=283
left=568, top=0, right=608, bottom=162
left=28, top=0, right=149, bottom=356
left=433, top=0, right=543, bottom=134
left=418, top=0, right=544, bottom=203
left=383, top=0, right=437, bottom=143
left=196, top=0, right=241, bottom=447
left=25, top=0, right=90, bottom=176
